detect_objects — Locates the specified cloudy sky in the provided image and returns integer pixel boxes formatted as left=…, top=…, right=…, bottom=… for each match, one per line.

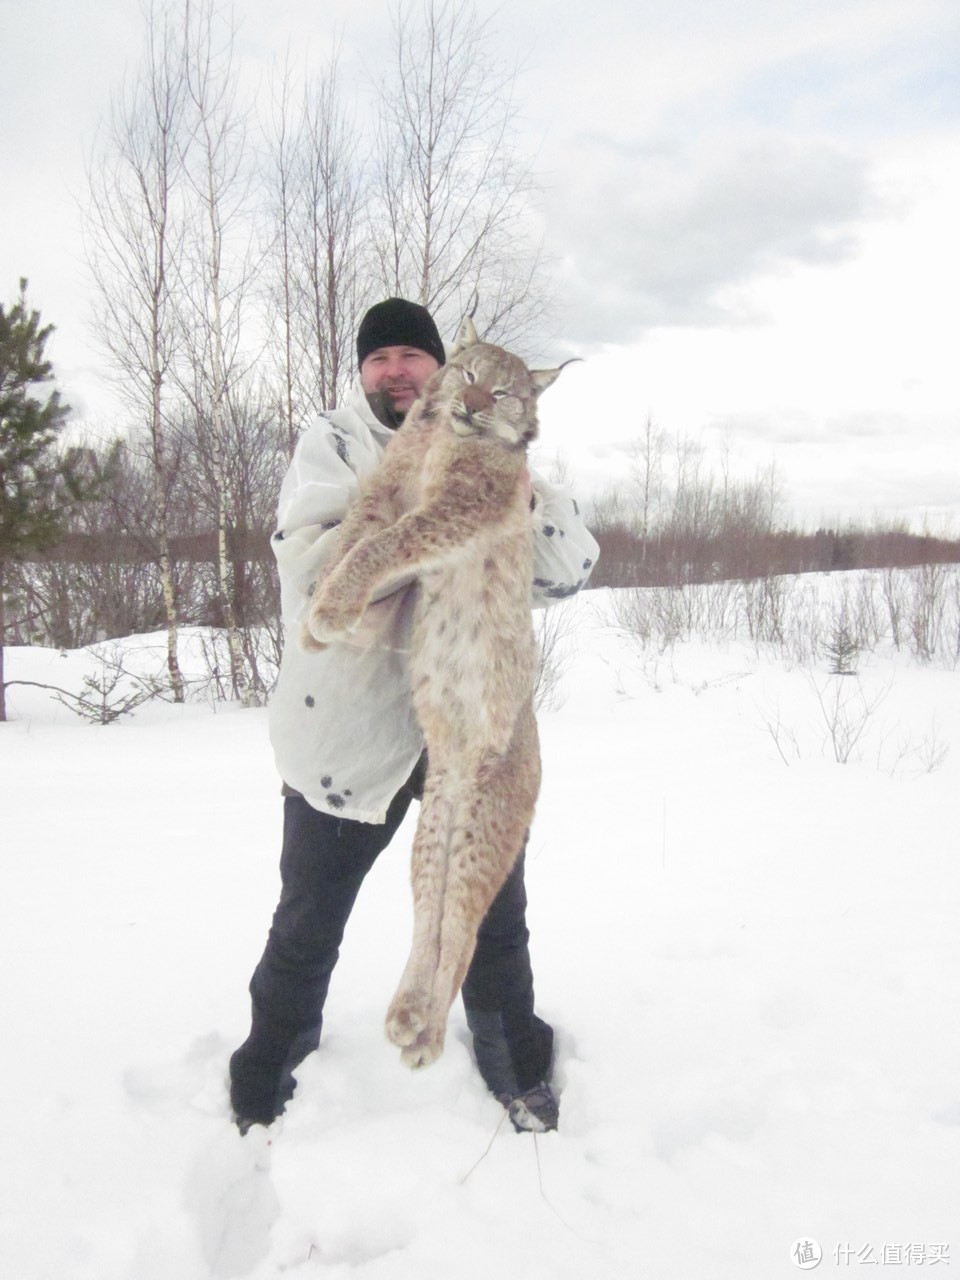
left=1, top=0, right=958, bottom=528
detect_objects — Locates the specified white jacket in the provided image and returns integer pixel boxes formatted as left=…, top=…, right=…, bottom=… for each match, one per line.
left=267, top=378, right=599, bottom=822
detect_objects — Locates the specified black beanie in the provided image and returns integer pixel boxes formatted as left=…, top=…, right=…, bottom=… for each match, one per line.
left=356, top=298, right=446, bottom=369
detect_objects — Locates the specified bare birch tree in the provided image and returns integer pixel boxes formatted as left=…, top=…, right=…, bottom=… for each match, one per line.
left=172, top=386, right=286, bottom=686
left=293, top=56, right=365, bottom=414
left=263, top=50, right=365, bottom=433
left=262, top=58, right=301, bottom=455
left=84, top=0, right=188, bottom=701
left=630, top=415, right=665, bottom=562
left=370, top=0, right=550, bottom=347
left=179, top=0, right=262, bottom=703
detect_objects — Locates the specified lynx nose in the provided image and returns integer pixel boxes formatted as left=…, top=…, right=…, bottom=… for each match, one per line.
left=462, top=384, right=493, bottom=415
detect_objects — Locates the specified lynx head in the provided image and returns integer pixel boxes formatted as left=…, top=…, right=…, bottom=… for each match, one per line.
left=424, top=315, right=570, bottom=449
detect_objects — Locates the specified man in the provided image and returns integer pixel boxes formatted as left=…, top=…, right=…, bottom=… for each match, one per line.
left=230, top=298, right=598, bottom=1135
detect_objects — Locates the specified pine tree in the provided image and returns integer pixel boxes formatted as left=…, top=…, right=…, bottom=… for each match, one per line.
left=0, top=279, right=73, bottom=720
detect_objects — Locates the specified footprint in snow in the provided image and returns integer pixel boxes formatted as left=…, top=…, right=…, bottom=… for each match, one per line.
left=185, top=1123, right=280, bottom=1278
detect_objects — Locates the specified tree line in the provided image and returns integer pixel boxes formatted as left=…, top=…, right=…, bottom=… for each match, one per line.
left=7, top=396, right=956, bottom=658
left=582, top=417, right=959, bottom=589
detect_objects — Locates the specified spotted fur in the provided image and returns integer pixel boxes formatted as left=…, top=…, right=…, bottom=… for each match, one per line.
left=302, top=317, right=565, bottom=1068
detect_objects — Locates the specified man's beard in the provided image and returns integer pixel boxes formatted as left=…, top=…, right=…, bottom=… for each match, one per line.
left=366, top=388, right=408, bottom=431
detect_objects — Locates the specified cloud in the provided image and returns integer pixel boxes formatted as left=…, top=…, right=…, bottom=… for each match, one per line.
left=715, top=410, right=919, bottom=448
left=703, top=407, right=960, bottom=526
left=544, top=128, right=874, bottom=344
left=524, top=0, right=958, bottom=348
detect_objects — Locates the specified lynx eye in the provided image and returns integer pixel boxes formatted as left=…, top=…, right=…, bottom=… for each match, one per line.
left=462, top=368, right=476, bottom=384
left=492, top=389, right=511, bottom=399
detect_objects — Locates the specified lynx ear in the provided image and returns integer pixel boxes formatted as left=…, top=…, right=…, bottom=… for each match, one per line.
left=529, top=357, right=581, bottom=397
left=452, top=314, right=480, bottom=353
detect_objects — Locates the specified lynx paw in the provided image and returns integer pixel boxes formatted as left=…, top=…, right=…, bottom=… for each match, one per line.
left=400, top=1025, right=444, bottom=1070
left=301, top=596, right=365, bottom=650
left=385, top=992, right=429, bottom=1048
left=300, top=619, right=328, bottom=653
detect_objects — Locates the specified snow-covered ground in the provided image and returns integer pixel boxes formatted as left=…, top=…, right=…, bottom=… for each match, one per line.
left=1, top=584, right=958, bottom=1279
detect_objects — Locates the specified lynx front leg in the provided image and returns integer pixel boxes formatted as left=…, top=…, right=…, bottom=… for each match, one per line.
left=385, top=771, right=451, bottom=1057
left=301, top=475, right=409, bottom=650
left=302, top=532, right=396, bottom=649
left=302, top=565, right=370, bottom=649
left=306, top=496, right=496, bottom=652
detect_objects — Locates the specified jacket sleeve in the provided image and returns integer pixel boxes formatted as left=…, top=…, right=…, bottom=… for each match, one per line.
left=529, top=472, right=600, bottom=607
left=270, top=418, right=362, bottom=598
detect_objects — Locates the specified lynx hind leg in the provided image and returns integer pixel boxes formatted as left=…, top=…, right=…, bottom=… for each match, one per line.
left=403, top=739, right=540, bottom=1069
left=385, top=773, right=451, bottom=1053
left=430, top=781, right=534, bottom=1032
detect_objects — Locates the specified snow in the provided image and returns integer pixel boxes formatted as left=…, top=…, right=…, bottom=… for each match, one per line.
left=1, top=585, right=958, bottom=1278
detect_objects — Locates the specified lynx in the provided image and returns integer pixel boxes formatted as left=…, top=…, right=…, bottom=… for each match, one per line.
left=302, top=317, right=566, bottom=1068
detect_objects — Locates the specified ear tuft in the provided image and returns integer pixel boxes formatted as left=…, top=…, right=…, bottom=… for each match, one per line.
left=529, top=355, right=581, bottom=397
left=452, top=315, right=480, bottom=354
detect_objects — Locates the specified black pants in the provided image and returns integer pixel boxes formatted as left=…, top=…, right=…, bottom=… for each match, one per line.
left=230, top=781, right=553, bottom=1123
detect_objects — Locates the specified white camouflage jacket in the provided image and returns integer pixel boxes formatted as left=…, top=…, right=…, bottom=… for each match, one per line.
left=268, top=378, right=599, bottom=822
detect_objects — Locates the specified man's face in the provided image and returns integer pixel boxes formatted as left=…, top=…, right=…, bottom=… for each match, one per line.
left=360, top=345, right=440, bottom=416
